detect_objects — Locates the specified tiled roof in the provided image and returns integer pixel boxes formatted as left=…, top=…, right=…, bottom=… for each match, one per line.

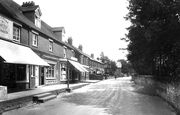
left=72, top=45, right=87, bottom=56
left=71, top=45, right=100, bottom=61
left=0, top=0, right=72, bottom=49
left=64, top=42, right=75, bottom=50
left=41, top=21, right=60, bottom=41
left=66, top=43, right=103, bottom=64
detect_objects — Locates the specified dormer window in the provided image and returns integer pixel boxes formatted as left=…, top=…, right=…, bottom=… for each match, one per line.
left=35, top=13, right=41, bottom=28
left=62, top=29, right=65, bottom=41
left=20, top=2, right=42, bottom=28
left=35, top=8, right=41, bottom=28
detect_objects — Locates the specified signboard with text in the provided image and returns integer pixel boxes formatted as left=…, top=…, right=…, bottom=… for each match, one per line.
left=0, top=15, right=13, bottom=40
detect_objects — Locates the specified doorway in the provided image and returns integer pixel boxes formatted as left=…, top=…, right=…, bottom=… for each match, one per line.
left=39, top=67, right=45, bottom=85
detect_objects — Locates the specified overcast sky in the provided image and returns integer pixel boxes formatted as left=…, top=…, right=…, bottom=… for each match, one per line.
left=15, top=0, right=130, bottom=61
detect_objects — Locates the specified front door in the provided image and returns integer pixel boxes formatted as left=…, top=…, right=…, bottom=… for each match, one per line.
left=35, top=66, right=39, bottom=87
left=39, top=67, right=45, bottom=85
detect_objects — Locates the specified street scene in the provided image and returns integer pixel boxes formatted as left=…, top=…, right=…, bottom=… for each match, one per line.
left=1, top=0, right=180, bottom=115
left=3, top=77, right=176, bottom=115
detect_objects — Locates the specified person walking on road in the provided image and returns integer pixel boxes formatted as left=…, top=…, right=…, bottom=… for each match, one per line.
left=114, top=71, right=117, bottom=79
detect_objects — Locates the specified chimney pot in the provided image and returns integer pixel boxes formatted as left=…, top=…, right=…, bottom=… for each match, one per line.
left=22, top=1, right=35, bottom=7
left=78, top=44, right=83, bottom=51
left=91, top=54, right=94, bottom=58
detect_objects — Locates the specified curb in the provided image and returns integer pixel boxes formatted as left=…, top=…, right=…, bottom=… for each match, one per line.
left=0, top=83, right=90, bottom=114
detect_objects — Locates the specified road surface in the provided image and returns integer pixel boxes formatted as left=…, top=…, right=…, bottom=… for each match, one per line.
left=3, top=77, right=176, bottom=115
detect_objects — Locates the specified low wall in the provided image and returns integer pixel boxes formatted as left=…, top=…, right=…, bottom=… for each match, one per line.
left=134, top=75, right=155, bottom=86
left=134, top=75, right=180, bottom=113
left=89, top=74, right=104, bottom=80
left=156, top=82, right=180, bottom=113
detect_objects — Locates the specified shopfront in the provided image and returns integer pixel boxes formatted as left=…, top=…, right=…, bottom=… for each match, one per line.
left=42, top=56, right=59, bottom=85
left=0, top=39, right=49, bottom=92
left=59, top=58, right=85, bottom=83
left=1, top=63, right=28, bottom=92
left=82, top=65, right=90, bottom=80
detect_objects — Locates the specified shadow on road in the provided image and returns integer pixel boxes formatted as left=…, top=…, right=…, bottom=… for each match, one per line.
left=61, top=78, right=175, bottom=115
left=132, top=84, right=157, bottom=96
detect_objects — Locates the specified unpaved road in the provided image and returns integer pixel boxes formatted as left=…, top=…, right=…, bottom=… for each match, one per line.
left=3, top=77, right=176, bottom=115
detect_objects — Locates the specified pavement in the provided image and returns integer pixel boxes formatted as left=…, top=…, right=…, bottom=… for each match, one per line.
left=0, top=80, right=100, bottom=113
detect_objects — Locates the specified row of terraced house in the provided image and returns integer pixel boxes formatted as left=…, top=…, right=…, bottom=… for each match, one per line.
left=0, top=0, right=104, bottom=93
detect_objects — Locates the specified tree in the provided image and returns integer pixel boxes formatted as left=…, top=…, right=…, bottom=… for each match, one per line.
left=109, top=60, right=117, bottom=75
left=99, top=52, right=117, bottom=75
left=118, top=59, right=133, bottom=75
left=100, top=52, right=106, bottom=63
left=125, top=0, right=180, bottom=81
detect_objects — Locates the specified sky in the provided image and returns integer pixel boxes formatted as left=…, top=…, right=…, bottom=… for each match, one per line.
left=14, top=0, right=131, bottom=61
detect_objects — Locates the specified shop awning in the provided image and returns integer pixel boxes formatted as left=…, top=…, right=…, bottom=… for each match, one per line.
left=78, top=64, right=89, bottom=72
left=82, top=65, right=90, bottom=72
left=68, top=60, right=85, bottom=72
left=0, top=39, right=49, bottom=66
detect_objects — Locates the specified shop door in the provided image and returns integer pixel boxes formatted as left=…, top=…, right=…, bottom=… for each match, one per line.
left=39, top=67, right=45, bottom=85
left=35, top=66, right=39, bottom=87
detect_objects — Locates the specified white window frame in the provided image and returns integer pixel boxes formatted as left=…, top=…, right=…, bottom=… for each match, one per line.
left=13, top=25, right=20, bottom=43
left=71, top=50, right=75, bottom=57
left=49, top=39, right=53, bottom=52
left=61, top=63, right=67, bottom=81
left=46, top=64, right=55, bottom=79
left=30, top=65, right=36, bottom=77
left=35, top=10, right=41, bottom=28
left=81, top=55, right=83, bottom=64
left=32, top=32, right=38, bottom=47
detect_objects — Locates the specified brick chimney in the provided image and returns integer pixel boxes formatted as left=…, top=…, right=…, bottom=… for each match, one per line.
left=78, top=44, right=83, bottom=51
left=68, top=37, right=73, bottom=45
left=91, top=54, right=94, bottom=59
left=20, top=1, right=42, bottom=27
left=22, top=1, right=35, bottom=7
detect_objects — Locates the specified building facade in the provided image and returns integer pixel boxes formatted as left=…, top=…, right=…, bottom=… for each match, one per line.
left=0, top=0, right=104, bottom=93
left=67, top=37, right=90, bottom=81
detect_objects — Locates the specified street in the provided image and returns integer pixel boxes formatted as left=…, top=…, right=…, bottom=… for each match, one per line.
left=3, top=77, right=176, bottom=115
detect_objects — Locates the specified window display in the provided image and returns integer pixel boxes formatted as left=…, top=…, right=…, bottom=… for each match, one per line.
left=61, top=63, right=66, bottom=81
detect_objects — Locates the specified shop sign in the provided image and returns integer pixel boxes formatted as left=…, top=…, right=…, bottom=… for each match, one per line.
left=0, top=15, right=13, bottom=40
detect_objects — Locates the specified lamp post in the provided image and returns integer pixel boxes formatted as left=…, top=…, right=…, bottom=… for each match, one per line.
left=66, top=58, right=72, bottom=92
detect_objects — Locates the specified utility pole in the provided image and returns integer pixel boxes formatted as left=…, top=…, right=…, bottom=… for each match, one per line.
left=66, top=59, right=72, bottom=92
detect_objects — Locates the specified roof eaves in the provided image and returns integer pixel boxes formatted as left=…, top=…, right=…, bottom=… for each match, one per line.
left=0, top=0, right=68, bottom=49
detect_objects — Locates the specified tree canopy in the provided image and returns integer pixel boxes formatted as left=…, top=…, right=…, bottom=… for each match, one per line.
left=125, top=0, right=180, bottom=81
left=99, top=52, right=117, bottom=75
left=118, top=59, right=134, bottom=74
